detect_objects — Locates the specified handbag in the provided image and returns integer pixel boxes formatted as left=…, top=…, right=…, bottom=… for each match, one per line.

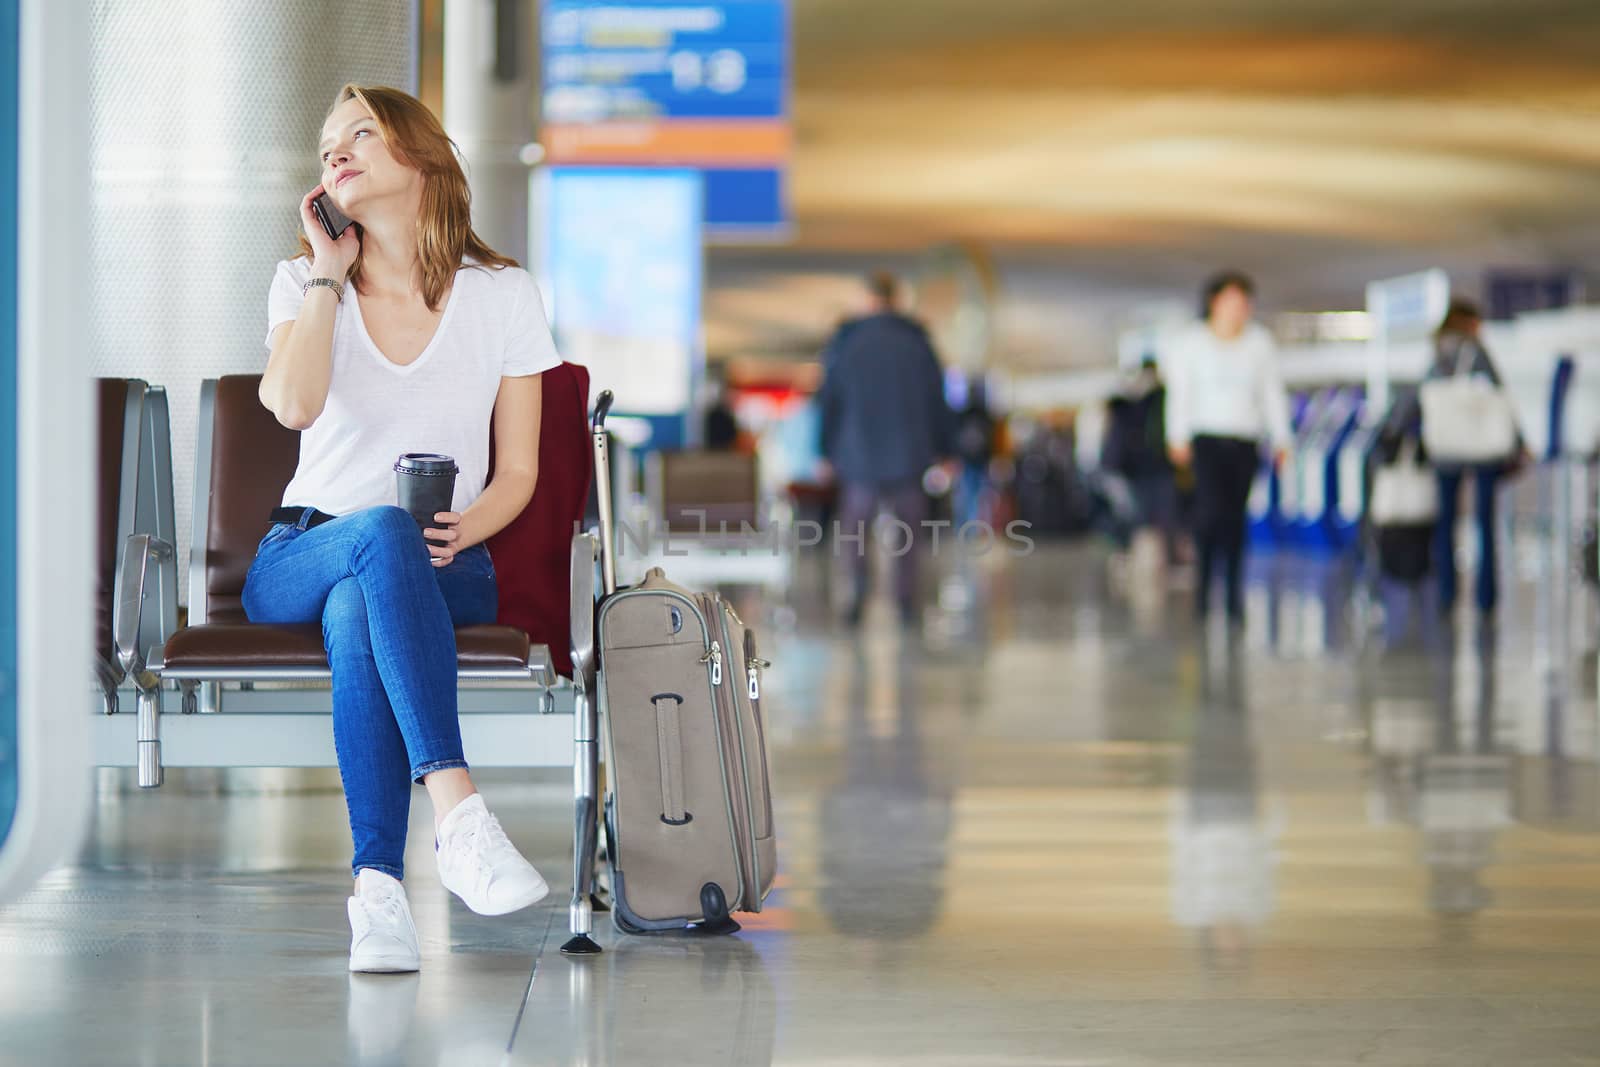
left=1419, top=340, right=1517, bottom=464
left=1370, top=438, right=1438, bottom=526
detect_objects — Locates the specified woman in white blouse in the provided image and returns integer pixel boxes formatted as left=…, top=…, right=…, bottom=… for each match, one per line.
left=1165, top=272, right=1292, bottom=625
left=248, top=84, right=560, bottom=972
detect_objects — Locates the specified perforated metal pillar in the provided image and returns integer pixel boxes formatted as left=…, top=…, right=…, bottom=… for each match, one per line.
left=84, top=2, right=417, bottom=603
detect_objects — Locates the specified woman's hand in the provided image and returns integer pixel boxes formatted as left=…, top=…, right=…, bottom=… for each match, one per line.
left=425, top=512, right=464, bottom=568
left=299, top=185, right=360, bottom=280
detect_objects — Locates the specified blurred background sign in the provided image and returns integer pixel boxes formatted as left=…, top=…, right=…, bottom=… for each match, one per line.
left=1365, top=268, right=1451, bottom=419
left=540, top=0, right=790, bottom=238
left=538, top=167, right=704, bottom=444
left=1485, top=269, right=1584, bottom=322
left=1367, top=269, right=1452, bottom=343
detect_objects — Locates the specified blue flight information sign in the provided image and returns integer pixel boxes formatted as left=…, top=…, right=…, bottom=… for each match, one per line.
left=540, top=0, right=790, bottom=237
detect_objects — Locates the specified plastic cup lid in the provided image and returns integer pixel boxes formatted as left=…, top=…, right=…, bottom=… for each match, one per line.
left=394, top=452, right=458, bottom=475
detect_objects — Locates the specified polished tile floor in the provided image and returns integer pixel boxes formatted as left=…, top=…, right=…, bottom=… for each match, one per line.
left=5, top=544, right=1600, bottom=1066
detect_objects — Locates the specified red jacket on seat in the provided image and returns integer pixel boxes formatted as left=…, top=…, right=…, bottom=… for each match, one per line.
left=486, top=361, right=592, bottom=679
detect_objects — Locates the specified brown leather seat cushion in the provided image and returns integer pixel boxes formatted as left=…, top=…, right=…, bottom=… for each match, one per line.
left=163, top=623, right=533, bottom=671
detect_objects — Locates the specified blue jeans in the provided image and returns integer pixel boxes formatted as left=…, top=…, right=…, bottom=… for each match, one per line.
left=241, top=505, right=498, bottom=880
left=1435, top=468, right=1499, bottom=612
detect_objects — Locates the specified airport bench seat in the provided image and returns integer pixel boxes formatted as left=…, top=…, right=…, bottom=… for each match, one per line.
left=630, top=447, right=795, bottom=595
left=109, top=363, right=607, bottom=954
left=124, top=362, right=590, bottom=713
left=647, top=448, right=764, bottom=534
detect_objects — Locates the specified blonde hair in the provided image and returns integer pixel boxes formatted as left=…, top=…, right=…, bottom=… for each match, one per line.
left=296, top=84, right=518, bottom=310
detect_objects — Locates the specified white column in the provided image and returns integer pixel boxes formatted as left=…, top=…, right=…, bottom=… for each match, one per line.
left=83, top=2, right=416, bottom=606
left=444, top=0, right=537, bottom=265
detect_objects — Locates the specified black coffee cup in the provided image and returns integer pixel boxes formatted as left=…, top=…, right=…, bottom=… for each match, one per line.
left=394, top=453, right=458, bottom=547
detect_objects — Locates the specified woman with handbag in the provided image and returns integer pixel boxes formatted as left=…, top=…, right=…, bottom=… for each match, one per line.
left=1404, top=300, right=1527, bottom=616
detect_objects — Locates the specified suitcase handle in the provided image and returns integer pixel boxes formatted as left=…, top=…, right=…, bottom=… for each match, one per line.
left=652, top=693, right=693, bottom=826
left=593, top=390, right=618, bottom=595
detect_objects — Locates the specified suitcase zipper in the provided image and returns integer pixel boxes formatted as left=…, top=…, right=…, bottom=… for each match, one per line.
left=746, top=656, right=771, bottom=700
left=742, top=629, right=776, bottom=854
left=714, top=602, right=766, bottom=911
left=701, top=642, right=723, bottom=686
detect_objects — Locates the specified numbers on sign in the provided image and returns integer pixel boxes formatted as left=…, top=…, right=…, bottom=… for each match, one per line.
left=670, top=51, right=703, bottom=92
left=706, top=49, right=747, bottom=94
left=669, top=49, right=747, bottom=96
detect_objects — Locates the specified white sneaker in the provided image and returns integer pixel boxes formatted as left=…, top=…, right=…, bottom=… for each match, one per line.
left=347, top=870, right=421, bottom=973
left=435, top=794, right=549, bottom=916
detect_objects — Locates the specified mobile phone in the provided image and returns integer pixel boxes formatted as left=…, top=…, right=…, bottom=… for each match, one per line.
left=311, top=192, right=354, bottom=241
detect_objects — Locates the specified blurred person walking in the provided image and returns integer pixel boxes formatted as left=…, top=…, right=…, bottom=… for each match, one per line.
left=1385, top=299, right=1526, bottom=617
left=1165, top=272, right=1291, bottom=625
left=817, top=271, right=955, bottom=626
left=1103, top=356, right=1177, bottom=571
left=701, top=366, right=742, bottom=451
left=953, top=379, right=996, bottom=529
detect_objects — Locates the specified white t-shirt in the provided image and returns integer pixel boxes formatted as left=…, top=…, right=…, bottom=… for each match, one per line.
left=1163, top=322, right=1292, bottom=450
left=265, top=256, right=561, bottom=516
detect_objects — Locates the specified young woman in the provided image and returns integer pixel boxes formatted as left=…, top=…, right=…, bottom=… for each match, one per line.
left=1386, top=299, right=1526, bottom=617
left=1165, top=272, right=1291, bottom=624
left=245, top=84, right=560, bottom=973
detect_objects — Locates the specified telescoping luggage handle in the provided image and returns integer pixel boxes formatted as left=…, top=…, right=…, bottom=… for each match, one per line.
left=592, top=390, right=618, bottom=596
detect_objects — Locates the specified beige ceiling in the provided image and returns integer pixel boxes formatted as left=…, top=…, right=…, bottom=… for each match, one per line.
left=787, top=0, right=1600, bottom=250
left=701, top=1, right=1600, bottom=369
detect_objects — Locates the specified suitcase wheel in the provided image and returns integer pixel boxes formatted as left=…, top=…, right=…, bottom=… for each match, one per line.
left=689, top=882, right=741, bottom=936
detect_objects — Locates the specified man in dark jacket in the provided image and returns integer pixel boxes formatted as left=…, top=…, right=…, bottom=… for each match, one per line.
left=816, top=271, right=955, bottom=625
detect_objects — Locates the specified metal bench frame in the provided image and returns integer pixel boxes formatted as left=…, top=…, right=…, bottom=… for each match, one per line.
left=95, top=381, right=179, bottom=715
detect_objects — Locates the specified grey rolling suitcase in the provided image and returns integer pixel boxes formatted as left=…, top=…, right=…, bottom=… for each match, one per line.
left=590, top=395, right=777, bottom=934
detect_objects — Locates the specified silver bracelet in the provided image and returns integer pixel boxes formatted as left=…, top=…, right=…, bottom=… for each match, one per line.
left=302, top=276, right=344, bottom=302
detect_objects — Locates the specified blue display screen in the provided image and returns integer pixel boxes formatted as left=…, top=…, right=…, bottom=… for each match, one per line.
left=0, top=0, right=20, bottom=845
left=542, top=167, right=703, bottom=426
left=542, top=1, right=788, bottom=122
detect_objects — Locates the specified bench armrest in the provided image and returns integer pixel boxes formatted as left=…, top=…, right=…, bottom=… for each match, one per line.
left=115, top=532, right=174, bottom=689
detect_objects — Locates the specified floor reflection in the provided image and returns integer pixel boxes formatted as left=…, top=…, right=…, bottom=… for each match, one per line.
left=1170, top=642, right=1280, bottom=973
left=1368, top=627, right=1513, bottom=926
left=819, top=641, right=954, bottom=940
left=519, top=929, right=776, bottom=1066
left=345, top=972, right=421, bottom=1066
